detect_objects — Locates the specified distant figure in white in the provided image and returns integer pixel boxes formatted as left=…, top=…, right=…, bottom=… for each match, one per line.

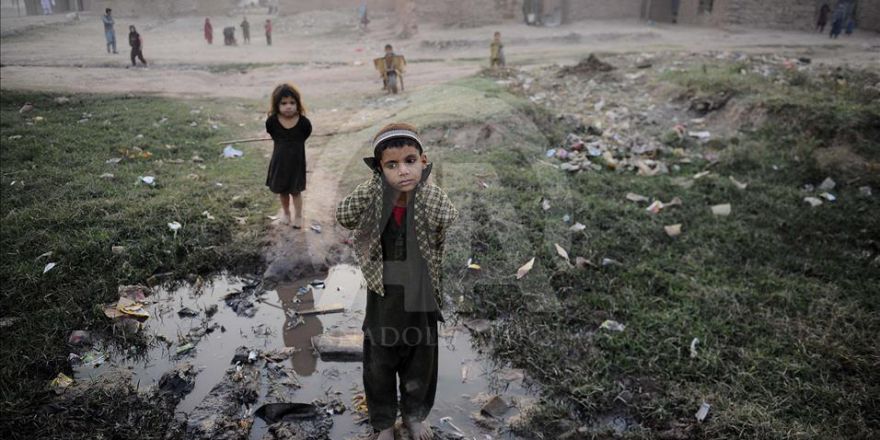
left=41, top=0, right=54, bottom=15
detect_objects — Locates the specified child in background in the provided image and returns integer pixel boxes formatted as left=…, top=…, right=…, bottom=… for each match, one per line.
left=266, top=83, right=312, bottom=228
left=336, top=122, right=458, bottom=440
left=265, top=19, right=272, bottom=46
left=128, top=25, right=147, bottom=67
left=490, top=31, right=505, bottom=68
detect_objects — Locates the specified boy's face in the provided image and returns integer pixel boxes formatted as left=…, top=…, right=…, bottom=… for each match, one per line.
left=494, top=33, right=501, bottom=40
left=278, top=96, right=298, bottom=117
left=379, top=144, right=427, bottom=193
left=385, top=47, right=393, bottom=55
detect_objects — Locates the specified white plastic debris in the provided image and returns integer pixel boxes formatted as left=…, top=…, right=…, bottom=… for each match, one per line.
left=665, top=224, right=682, bottom=237
left=43, top=262, right=57, bottom=274
left=804, top=197, right=823, bottom=207
left=626, top=192, right=649, bottom=203
left=222, top=145, right=243, bottom=158
left=711, top=204, right=731, bottom=216
left=202, top=211, right=215, bottom=221
left=858, top=186, right=872, bottom=197
left=690, top=337, right=700, bottom=358
left=818, top=177, right=836, bottom=192
left=139, top=176, right=155, bottom=186
left=695, top=402, right=711, bottom=422
left=167, top=221, right=182, bottom=235
left=599, top=320, right=625, bottom=332
left=688, top=131, right=711, bottom=141
left=570, top=222, right=586, bottom=232
left=729, top=176, right=748, bottom=190
left=819, top=192, right=836, bottom=202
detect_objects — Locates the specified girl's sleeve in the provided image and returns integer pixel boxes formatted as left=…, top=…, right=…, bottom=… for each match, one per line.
left=302, top=117, right=312, bottom=139
left=265, top=116, right=273, bottom=137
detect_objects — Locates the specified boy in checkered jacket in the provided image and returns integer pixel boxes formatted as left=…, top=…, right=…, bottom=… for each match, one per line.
left=336, top=123, right=458, bottom=440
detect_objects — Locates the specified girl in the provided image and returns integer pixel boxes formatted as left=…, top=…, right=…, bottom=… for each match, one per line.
left=128, top=25, right=147, bottom=67
left=204, top=18, right=213, bottom=45
left=266, top=83, right=311, bottom=228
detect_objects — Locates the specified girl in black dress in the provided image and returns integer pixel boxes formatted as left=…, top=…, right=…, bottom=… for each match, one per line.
left=266, top=83, right=312, bottom=228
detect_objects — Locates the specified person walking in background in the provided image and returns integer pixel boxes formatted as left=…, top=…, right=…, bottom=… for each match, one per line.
left=40, top=0, right=53, bottom=15
left=265, top=19, right=272, bottom=46
left=241, top=17, right=251, bottom=44
left=128, top=25, right=147, bottom=67
left=102, top=8, right=117, bottom=54
left=204, top=18, right=213, bottom=45
left=816, top=3, right=831, bottom=33
left=829, top=2, right=846, bottom=39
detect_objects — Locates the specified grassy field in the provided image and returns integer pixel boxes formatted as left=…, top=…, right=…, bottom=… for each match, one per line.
left=0, top=90, right=273, bottom=435
left=330, top=73, right=880, bottom=438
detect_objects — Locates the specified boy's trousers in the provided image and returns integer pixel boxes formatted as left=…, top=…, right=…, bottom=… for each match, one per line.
left=362, top=337, right=438, bottom=431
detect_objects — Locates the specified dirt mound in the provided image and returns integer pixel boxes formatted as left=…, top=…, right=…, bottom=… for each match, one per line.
left=558, top=54, right=615, bottom=77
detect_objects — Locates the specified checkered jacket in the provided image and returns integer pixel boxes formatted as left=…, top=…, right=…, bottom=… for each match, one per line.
left=336, top=163, right=458, bottom=309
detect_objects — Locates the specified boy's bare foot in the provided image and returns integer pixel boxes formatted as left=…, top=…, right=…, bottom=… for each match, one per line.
left=292, top=216, right=303, bottom=229
left=405, top=419, right=432, bottom=440
left=375, top=426, right=394, bottom=440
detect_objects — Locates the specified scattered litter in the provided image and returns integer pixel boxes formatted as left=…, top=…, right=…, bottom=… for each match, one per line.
left=439, top=416, right=466, bottom=436
left=647, top=197, right=681, bottom=214
left=859, top=186, right=872, bottom=197
left=480, top=395, right=510, bottom=418
left=693, top=171, right=711, bottom=180
left=177, top=307, right=199, bottom=317
left=254, top=403, right=320, bottom=424
left=819, top=192, right=836, bottom=202
left=688, top=131, right=711, bottom=141
left=664, top=224, right=682, bottom=237
left=298, top=304, right=345, bottom=316
left=67, top=330, right=91, bottom=346
left=710, top=204, right=731, bottom=216
left=818, top=177, right=836, bottom=192
left=311, top=331, right=363, bottom=361
left=116, top=296, right=149, bottom=319
left=554, top=243, right=570, bottom=262
left=803, top=197, right=823, bottom=207
left=695, top=402, right=711, bottom=422
left=599, top=319, right=625, bottom=332
left=43, top=262, right=57, bottom=274
left=54, top=96, right=70, bottom=105
left=541, top=198, right=551, bottom=211
left=202, top=211, right=215, bottom=221
left=516, top=257, right=536, bottom=279
left=50, top=372, right=73, bottom=394
left=463, top=319, right=491, bottom=334
left=575, top=256, right=594, bottom=269
left=267, top=215, right=279, bottom=221
left=310, top=280, right=326, bottom=289
left=35, top=251, right=53, bottom=261
left=545, top=149, right=556, bottom=158
left=139, top=176, right=155, bottom=186
left=8, top=135, right=23, bottom=140
left=234, top=216, right=247, bottom=225
left=310, top=223, right=322, bottom=233
left=19, top=103, right=34, bottom=113
left=570, top=222, right=586, bottom=232
left=498, top=368, right=526, bottom=383
left=167, top=221, right=182, bottom=236
left=626, top=192, right=649, bottom=203
left=99, top=173, right=114, bottom=179
left=461, top=363, right=469, bottom=383
left=175, top=343, right=195, bottom=356
left=690, top=337, right=700, bottom=358
left=601, top=258, right=622, bottom=267
left=723, top=177, right=746, bottom=192
left=466, top=257, right=481, bottom=270
left=222, top=145, right=243, bottom=158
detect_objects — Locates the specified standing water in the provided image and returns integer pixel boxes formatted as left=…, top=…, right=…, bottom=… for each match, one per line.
left=74, top=265, right=534, bottom=439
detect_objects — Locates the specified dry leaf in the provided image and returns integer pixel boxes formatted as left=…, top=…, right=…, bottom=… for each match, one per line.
left=516, top=257, right=535, bottom=280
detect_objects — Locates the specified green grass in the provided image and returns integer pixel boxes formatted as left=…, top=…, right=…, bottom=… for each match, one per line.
left=0, top=90, right=273, bottom=436
left=332, top=75, right=880, bottom=439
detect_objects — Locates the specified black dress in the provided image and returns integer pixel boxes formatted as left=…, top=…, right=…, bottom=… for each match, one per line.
left=265, top=114, right=311, bottom=194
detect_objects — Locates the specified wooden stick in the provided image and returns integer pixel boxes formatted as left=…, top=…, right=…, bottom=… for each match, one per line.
left=217, top=137, right=271, bottom=145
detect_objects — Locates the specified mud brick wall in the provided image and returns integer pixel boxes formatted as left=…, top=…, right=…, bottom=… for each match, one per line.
left=857, top=0, right=880, bottom=32
left=415, top=0, right=505, bottom=27
left=564, top=0, right=644, bottom=21
left=722, top=0, right=820, bottom=30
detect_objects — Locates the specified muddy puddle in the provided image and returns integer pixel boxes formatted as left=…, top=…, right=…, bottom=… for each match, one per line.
left=74, top=264, right=533, bottom=439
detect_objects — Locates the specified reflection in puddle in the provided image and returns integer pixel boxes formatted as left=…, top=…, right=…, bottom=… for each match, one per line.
left=74, top=264, right=531, bottom=439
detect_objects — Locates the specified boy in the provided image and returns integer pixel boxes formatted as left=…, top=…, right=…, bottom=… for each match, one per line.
left=336, top=123, right=458, bottom=440
left=490, top=31, right=505, bottom=68
left=241, top=16, right=251, bottom=44
left=264, top=19, right=272, bottom=46
left=102, top=8, right=117, bottom=54
left=374, top=44, right=406, bottom=93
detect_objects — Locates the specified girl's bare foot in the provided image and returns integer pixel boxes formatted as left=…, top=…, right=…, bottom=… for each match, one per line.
left=292, top=215, right=303, bottom=229
left=280, top=212, right=291, bottom=225
left=375, top=426, right=394, bottom=440
left=405, top=419, right=432, bottom=440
